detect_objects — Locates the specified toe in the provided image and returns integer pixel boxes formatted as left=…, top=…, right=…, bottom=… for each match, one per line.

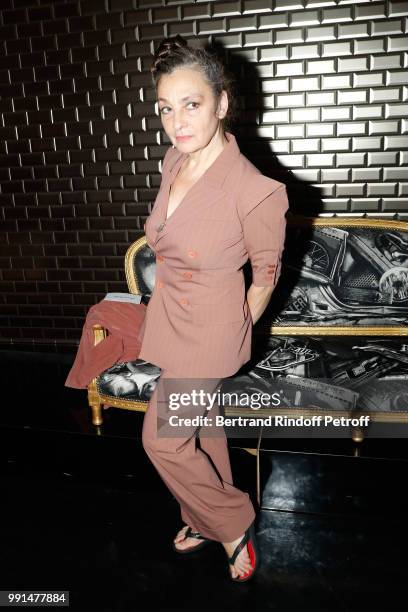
left=175, top=537, right=202, bottom=551
left=175, top=536, right=191, bottom=549
left=235, top=549, right=253, bottom=576
left=174, top=527, right=188, bottom=544
left=174, top=535, right=185, bottom=543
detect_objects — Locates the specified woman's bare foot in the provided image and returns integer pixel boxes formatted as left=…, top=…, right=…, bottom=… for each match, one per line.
left=173, top=525, right=206, bottom=551
left=223, top=534, right=253, bottom=579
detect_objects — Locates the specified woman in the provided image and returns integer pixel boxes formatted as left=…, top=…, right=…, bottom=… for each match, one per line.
left=139, top=35, right=289, bottom=582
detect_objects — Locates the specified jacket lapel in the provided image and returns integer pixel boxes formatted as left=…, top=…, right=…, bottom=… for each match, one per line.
left=153, top=131, right=241, bottom=246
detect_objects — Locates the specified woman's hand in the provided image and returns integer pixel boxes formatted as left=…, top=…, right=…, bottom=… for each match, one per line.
left=246, top=284, right=275, bottom=325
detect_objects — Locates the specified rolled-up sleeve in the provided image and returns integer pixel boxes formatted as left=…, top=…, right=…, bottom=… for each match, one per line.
left=240, top=180, right=289, bottom=288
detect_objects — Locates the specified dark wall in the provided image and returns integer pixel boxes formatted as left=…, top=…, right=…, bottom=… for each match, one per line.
left=1, top=0, right=407, bottom=348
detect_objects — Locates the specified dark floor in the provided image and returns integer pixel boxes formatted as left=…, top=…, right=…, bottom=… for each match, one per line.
left=1, top=346, right=407, bottom=611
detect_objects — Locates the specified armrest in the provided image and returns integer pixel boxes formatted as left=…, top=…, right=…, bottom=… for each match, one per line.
left=92, top=324, right=107, bottom=346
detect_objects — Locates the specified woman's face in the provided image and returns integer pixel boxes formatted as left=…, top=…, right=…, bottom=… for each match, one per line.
left=156, top=66, right=228, bottom=151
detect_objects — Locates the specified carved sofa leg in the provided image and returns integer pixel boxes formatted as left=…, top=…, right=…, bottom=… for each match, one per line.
left=90, top=402, right=103, bottom=426
left=87, top=324, right=107, bottom=427
left=351, top=425, right=364, bottom=443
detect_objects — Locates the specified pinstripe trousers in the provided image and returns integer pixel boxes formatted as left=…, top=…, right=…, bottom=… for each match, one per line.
left=141, top=368, right=256, bottom=543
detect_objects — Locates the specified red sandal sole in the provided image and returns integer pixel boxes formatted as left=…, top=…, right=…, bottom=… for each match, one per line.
left=229, top=523, right=259, bottom=582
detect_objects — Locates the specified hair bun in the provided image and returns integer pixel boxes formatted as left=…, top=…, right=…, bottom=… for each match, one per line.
left=151, top=35, right=187, bottom=73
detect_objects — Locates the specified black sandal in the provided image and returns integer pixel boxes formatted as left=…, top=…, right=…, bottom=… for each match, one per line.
left=172, top=526, right=212, bottom=555
left=227, top=521, right=259, bottom=582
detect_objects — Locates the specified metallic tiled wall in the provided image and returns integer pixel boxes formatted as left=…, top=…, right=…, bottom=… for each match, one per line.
left=0, top=0, right=407, bottom=346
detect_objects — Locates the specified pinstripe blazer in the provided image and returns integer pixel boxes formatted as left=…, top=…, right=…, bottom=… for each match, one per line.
left=138, top=131, right=289, bottom=378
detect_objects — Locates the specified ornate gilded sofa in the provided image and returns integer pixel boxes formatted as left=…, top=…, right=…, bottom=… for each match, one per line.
left=88, top=215, right=408, bottom=449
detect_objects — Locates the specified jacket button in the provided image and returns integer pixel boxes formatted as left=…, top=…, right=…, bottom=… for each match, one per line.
left=183, top=271, right=192, bottom=279
left=157, top=254, right=164, bottom=262
left=157, top=281, right=164, bottom=288
left=180, top=298, right=189, bottom=305
left=187, top=250, right=197, bottom=258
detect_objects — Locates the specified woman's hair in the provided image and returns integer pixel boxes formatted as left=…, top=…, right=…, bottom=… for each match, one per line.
left=150, top=35, right=238, bottom=132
